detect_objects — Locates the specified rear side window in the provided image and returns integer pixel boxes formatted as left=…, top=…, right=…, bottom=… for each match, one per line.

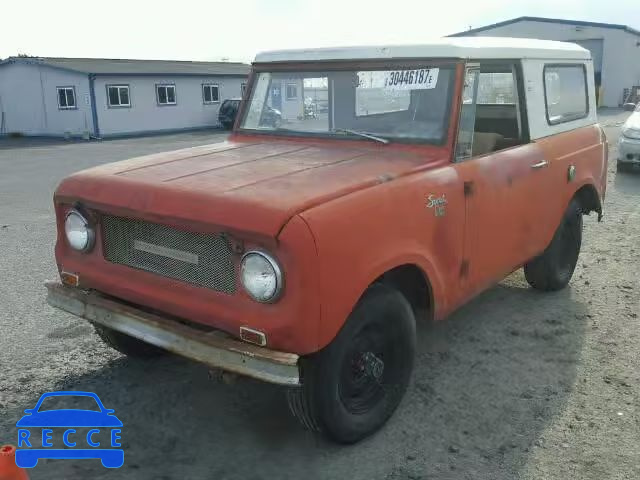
left=544, top=65, right=588, bottom=125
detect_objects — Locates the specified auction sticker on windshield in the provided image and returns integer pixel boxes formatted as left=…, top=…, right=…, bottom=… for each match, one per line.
left=384, top=68, right=439, bottom=90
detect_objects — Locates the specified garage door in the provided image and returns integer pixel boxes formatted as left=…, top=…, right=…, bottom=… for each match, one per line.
left=570, top=39, right=603, bottom=74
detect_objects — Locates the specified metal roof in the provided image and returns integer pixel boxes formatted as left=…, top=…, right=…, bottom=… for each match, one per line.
left=0, top=56, right=250, bottom=76
left=255, top=37, right=591, bottom=63
left=449, top=16, right=640, bottom=38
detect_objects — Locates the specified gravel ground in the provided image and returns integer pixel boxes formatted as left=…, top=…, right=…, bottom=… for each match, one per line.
left=0, top=115, right=638, bottom=479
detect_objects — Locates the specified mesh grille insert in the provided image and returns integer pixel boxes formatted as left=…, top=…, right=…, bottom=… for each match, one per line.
left=101, top=215, right=236, bottom=294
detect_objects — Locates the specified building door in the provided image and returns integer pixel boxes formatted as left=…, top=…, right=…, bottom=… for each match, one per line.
left=270, top=83, right=282, bottom=111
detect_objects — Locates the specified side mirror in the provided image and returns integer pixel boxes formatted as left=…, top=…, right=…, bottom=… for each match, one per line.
left=623, top=102, right=637, bottom=112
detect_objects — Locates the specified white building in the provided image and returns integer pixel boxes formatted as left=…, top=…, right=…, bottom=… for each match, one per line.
left=450, top=17, right=640, bottom=107
left=0, top=57, right=249, bottom=138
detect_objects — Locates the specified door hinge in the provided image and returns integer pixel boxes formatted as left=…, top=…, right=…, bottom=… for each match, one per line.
left=464, top=181, right=474, bottom=196
left=460, top=260, right=470, bottom=278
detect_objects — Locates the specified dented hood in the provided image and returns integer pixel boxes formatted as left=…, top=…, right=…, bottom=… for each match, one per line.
left=55, top=140, right=437, bottom=237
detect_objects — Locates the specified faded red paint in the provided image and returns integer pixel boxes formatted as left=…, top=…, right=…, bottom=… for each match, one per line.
left=53, top=65, right=607, bottom=355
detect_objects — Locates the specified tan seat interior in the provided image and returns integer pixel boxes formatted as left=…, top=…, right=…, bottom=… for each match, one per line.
left=472, top=132, right=504, bottom=156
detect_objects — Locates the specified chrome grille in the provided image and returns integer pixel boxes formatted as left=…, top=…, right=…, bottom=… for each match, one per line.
left=101, top=215, right=236, bottom=294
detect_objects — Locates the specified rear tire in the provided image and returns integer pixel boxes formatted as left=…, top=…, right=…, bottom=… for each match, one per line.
left=524, top=200, right=583, bottom=291
left=93, top=324, right=165, bottom=358
left=287, top=284, right=416, bottom=443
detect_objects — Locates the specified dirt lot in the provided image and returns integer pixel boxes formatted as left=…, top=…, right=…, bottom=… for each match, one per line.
left=0, top=115, right=638, bottom=479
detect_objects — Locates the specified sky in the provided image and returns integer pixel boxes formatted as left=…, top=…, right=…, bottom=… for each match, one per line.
left=1, top=0, right=639, bottom=63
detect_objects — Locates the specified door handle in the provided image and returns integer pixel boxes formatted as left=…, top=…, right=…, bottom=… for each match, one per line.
left=531, top=160, right=549, bottom=169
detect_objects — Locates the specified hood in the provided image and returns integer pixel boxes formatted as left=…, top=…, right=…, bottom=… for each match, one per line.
left=56, top=140, right=440, bottom=237
left=624, top=111, right=640, bottom=131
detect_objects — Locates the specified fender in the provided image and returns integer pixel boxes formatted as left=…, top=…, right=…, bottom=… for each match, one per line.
left=315, top=243, right=448, bottom=351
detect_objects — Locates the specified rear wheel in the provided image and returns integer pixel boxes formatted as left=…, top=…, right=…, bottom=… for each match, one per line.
left=287, top=284, right=416, bottom=443
left=524, top=200, right=583, bottom=291
left=93, top=324, right=165, bottom=358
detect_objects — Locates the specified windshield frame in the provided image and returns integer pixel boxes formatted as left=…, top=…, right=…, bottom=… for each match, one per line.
left=236, top=59, right=462, bottom=146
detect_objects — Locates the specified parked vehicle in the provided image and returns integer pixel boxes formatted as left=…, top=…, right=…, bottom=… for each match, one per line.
left=219, top=98, right=282, bottom=129
left=47, top=37, right=607, bottom=444
left=618, top=102, right=640, bottom=171
left=218, top=98, right=242, bottom=129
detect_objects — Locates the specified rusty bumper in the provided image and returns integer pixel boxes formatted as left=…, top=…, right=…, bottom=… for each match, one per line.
left=45, top=282, right=301, bottom=386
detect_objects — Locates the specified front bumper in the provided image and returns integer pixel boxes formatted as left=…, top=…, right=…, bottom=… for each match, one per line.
left=45, top=282, right=300, bottom=386
left=618, top=135, right=640, bottom=163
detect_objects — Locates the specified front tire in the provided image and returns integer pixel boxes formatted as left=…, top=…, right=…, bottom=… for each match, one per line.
left=617, top=161, right=632, bottom=173
left=93, top=324, right=165, bottom=358
left=524, top=200, right=583, bottom=291
left=287, top=284, right=416, bottom=443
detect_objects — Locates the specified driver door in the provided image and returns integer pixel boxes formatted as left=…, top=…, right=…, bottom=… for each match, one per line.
left=454, top=62, right=554, bottom=296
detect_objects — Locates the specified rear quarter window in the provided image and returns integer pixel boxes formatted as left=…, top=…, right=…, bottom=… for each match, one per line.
left=543, top=64, right=589, bottom=125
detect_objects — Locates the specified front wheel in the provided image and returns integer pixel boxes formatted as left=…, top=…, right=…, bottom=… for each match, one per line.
left=617, top=161, right=632, bottom=173
left=524, top=200, right=583, bottom=291
left=287, top=284, right=416, bottom=443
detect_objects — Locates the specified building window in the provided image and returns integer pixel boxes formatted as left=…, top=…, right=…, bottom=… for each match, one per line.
left=241, top=83, right=247, bottom=97
left=57, top=87, right=76, bottom=109
left=544, top=65, right=588, bottom=125
left=156, top=84, right=176, bottom=105
left=286, top=83, right=298, bottom=100
left=202, top=84, right=220, bottom=104
left=107, top=85, right=130, bottom=107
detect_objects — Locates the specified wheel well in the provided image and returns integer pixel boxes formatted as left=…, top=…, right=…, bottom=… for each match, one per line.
left=374, top=264, right=432, bottom=322
left=573, top=184, right=602, bottom=220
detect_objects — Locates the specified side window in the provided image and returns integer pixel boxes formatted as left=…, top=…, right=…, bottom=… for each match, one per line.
left=477, top=73, right=515, bottom=104
left=156, top=84, right=176, bottom=105
left=107, top=85, right=130, bottom=107
left=456, top=63, right=527, bottom=161
left=202, top=84, right=220, bottom=104
left=57, top=87, right=76, bottom=109
left=544, top=65, right=588, bottom=125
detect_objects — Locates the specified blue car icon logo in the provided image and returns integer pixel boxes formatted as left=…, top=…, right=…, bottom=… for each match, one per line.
left=16, top=391, right=123, bottom=468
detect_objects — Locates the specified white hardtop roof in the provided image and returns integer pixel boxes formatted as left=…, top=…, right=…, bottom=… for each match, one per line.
left=255, top=37, right=591, bottom=63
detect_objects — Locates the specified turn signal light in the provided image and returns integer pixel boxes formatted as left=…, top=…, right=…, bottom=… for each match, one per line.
left=60, top=271, right=79, bottom=287
left=239, top=327, right=267, bottom=346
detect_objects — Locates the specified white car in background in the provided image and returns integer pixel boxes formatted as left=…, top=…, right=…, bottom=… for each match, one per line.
left=618, top=103, right=640, bottom=172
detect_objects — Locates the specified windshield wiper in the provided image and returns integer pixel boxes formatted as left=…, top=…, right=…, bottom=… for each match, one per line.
left=333, top=128, right=390, bottom=145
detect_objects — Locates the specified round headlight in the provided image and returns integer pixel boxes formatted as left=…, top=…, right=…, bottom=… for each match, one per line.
left=240, top=251, right=283, bottom=302
left=64, top=209, right=95, bottom=252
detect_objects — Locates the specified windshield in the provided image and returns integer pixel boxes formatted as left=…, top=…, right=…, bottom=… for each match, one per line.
left=240, top=65, right=455, bottom=144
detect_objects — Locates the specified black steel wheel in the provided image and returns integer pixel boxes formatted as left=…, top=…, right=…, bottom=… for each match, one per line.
left=287, top=283, right=416, bottom=443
